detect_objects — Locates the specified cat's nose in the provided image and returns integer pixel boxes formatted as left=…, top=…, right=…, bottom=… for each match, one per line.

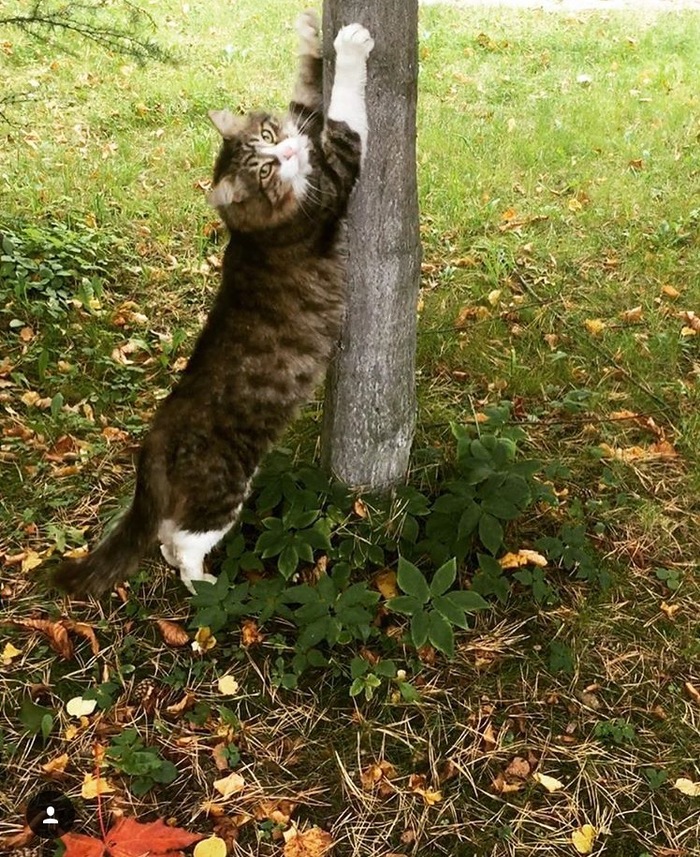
left=278, top=143, right=296, bottom=161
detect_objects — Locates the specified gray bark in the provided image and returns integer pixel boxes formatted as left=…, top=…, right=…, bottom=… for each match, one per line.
left=321, top=0, right=421, bottom=491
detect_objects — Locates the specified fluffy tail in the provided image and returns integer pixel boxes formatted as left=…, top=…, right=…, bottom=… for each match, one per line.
left=54, top=453, right=165, bottom=596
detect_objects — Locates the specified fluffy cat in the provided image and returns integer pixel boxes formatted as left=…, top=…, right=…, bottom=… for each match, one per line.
left=55, top=11, right=374, bottom=595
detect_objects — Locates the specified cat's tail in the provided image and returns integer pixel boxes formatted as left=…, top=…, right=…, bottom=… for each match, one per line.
left=53, top=447, right=167, bottom=596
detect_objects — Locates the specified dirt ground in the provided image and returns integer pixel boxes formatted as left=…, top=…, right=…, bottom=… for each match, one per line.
left=422, top=0, right=700, bottom=11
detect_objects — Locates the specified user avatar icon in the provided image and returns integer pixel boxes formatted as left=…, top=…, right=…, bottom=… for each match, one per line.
left=25, top=788, right=76, bottom=839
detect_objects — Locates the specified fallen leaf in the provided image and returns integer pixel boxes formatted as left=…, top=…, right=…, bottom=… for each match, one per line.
left=165, top=692, right=196, bottom=717
left=684, top=682, right=700, bottom=705
left=62, top=620, right=100, bottom=656
left=213, top=771, right=246, bottom=798
left=660, top=601, right=681, bottom=620
left=283, top=826, right=333, bottom=857
left=360, top=760, right=396, bottom=797
left=620, top=305, right=643, bottom=324
left=240, top=618, right=263, bottom=647
left=193, top=836, right=227, bottom=857
left=80, top=772, right=116, bottom=799
left=156, top=618, right=190, bottom=647
left=481, top=722, right=498, bottom=751
left=353, top=498, right=368, bottom=518
left=41, top=752, right=70, bottom=775
left=21, top=549, right=44, bottom=573
left=407, top=772, right=442, bottom=805
left=532, top=772, right=565, bottom=792
left=10, top=618, right=73, bottom=659
left=66, top=697, right=98, bottom=718
left=505, top=756, right=530, bottom=779
left=584, top=318, right=606, bottom=336
left=491, top=771, right=523, bottom=794
left=661, top=284, right=680, bottom=299
left=499, top=550, right=547, bottom=569
left=374, top=568, right=398, bottom=599
left=192, top=626, right=217, bottom=653
left=571, top=824, right=596, bottom=854
left=2, top=641, right=22, bottom=663
left=60, top=831, right=106, bottom=857
left=0, top=826, right=34, bottom=850
left=673, top=777, right=700, bottom=797
left=217, top=675, right=240, bottom=696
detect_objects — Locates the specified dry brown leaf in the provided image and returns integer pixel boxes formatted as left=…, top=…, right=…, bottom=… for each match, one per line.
left=283, top=826, right=333, bottom=857
left=164, top=692, right=196, bottom=717
left=492, top=771, right=523, bottom=794
left=481, top=722, right=498, bottom=751
left=0, top=826, right=34, bottom=850
left=407, top=773, right=442, bottom=805
left=620, top=305, right=643, bottom=324
left=684, top=682, right=700, bottom=705
left=505, top=756, right=531, bottom=779
left=353, top=498, right=368, bottom=518
left=212, top=743, right=230, bottom=772
left=10, top=618, right=73, bottom=659
left=360, top=760, right=397, bottom=797
left=661, top=284, right=680, bottom=299
left=240, top=618, right=264, bottom=647
left=155, top=618, right=190, bottom=647
left=62, top=620, right=100, bottom=656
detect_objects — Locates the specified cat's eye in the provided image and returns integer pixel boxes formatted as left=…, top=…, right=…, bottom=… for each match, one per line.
left=259, top=162, right=274, bottom=180
left=260, top=129, right=275, bottom=143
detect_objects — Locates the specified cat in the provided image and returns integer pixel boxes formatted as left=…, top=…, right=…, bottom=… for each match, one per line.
left=54, top=11, right=374, bottom=596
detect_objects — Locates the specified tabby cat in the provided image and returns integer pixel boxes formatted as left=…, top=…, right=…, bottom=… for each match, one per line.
left=55, top=11, right=374, bottom=595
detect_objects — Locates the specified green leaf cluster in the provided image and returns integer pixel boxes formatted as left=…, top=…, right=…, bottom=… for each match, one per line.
left=106, top=728, right=178, bottom=796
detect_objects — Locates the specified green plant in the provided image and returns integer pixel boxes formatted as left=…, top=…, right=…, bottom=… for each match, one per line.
left=593, top=718, right=636, bottom=746
left=654, top=567, right=681, bottom=591
left=387, top=557, right=489, bottom=658
left=106, top=728, right=178, bottom=795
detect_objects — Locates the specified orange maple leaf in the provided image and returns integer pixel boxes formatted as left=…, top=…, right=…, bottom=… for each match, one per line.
left=61, top=817, right=204, bottom=857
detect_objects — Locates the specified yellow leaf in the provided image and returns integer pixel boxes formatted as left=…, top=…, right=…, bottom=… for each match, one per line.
left=20, top=390, right=41, bottom=407
left=2, top=642, right=22, bottom=663
left=283, top=826, right=333, bottom=857
left=64, top=725, right=79, bottom=741
left=66, top=696, right=98, bottom=718
left=661, top=284, right=680, bottom=299
left=192, top=626, right=217, bottom=653
left=532, top=772, right=565, bottom=792
left=487, top=289, right=502, bottom=306
left=213, top=771, right=246, bottom=797
left=42, top=753, right=69, bottom=775
left=499, top=550, right=547, bottom=569
left=21, top=550, right=43, bottom=573
left=375, top=569, right=398, bottom=599
left=217, top=675, right=240, bottom=696
left=681, top=326, right=698, bottom=337
left=193, top=836, right=227, bottom=857
left=674, top=777, right=700, bottom=796
left=584, top=318, right=606, bottom=336
left=571, top=824, right=596, bottom=854
left=81, top=772, right=116, bottom=799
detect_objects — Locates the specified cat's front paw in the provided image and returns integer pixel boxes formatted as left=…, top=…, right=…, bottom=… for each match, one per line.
left=296, top=9, right=321, bottom=58
left=334, top=23, right=374, bottom=60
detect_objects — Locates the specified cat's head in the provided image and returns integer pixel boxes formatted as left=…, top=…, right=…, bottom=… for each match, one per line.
left=207, top=110, right=312, bottom=231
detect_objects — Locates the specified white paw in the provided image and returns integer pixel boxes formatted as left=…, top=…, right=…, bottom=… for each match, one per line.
left=296, top=10, right=321, bottom=57
left=334, top=23, right=374, bottom=58
left=160, top=543, right=177, bottom=568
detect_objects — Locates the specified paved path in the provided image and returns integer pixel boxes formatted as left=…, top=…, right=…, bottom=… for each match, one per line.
left=422, top=0, right=700, bottom=11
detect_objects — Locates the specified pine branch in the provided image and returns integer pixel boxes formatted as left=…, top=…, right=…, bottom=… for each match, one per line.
left=0, top=0, right=171, bottom=63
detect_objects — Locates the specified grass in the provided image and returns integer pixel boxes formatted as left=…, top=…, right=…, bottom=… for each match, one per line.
left=1, top=1, right=700, bottom=856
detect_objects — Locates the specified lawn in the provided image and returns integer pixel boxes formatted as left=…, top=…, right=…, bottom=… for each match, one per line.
left=1, top=1, right=699, bottom=856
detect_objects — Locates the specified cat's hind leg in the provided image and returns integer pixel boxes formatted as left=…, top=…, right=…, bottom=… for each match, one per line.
left=160, top=505, right=243, bottom=594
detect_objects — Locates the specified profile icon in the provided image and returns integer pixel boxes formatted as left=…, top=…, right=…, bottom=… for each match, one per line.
left=25, top=788, right=75, bottom=839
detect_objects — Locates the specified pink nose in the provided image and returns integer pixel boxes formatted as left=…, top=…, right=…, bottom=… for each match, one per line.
left=279, top=144, right=296, bottom=161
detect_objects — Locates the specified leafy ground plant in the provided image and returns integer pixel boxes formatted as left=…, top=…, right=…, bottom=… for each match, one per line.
left=1, top=2, right=699, bottom=857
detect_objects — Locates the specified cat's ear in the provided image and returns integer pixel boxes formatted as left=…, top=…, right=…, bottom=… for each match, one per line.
left=208, top=109, right=245, bottom=139
left=208, top=175, right=247, bottom=208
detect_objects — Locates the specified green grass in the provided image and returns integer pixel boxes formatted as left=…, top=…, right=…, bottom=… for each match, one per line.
left=1, top=2, right=699, bottom=856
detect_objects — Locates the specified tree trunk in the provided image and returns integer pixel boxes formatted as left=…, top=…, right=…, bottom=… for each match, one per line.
left=321, top=0, right=421, bottom=491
